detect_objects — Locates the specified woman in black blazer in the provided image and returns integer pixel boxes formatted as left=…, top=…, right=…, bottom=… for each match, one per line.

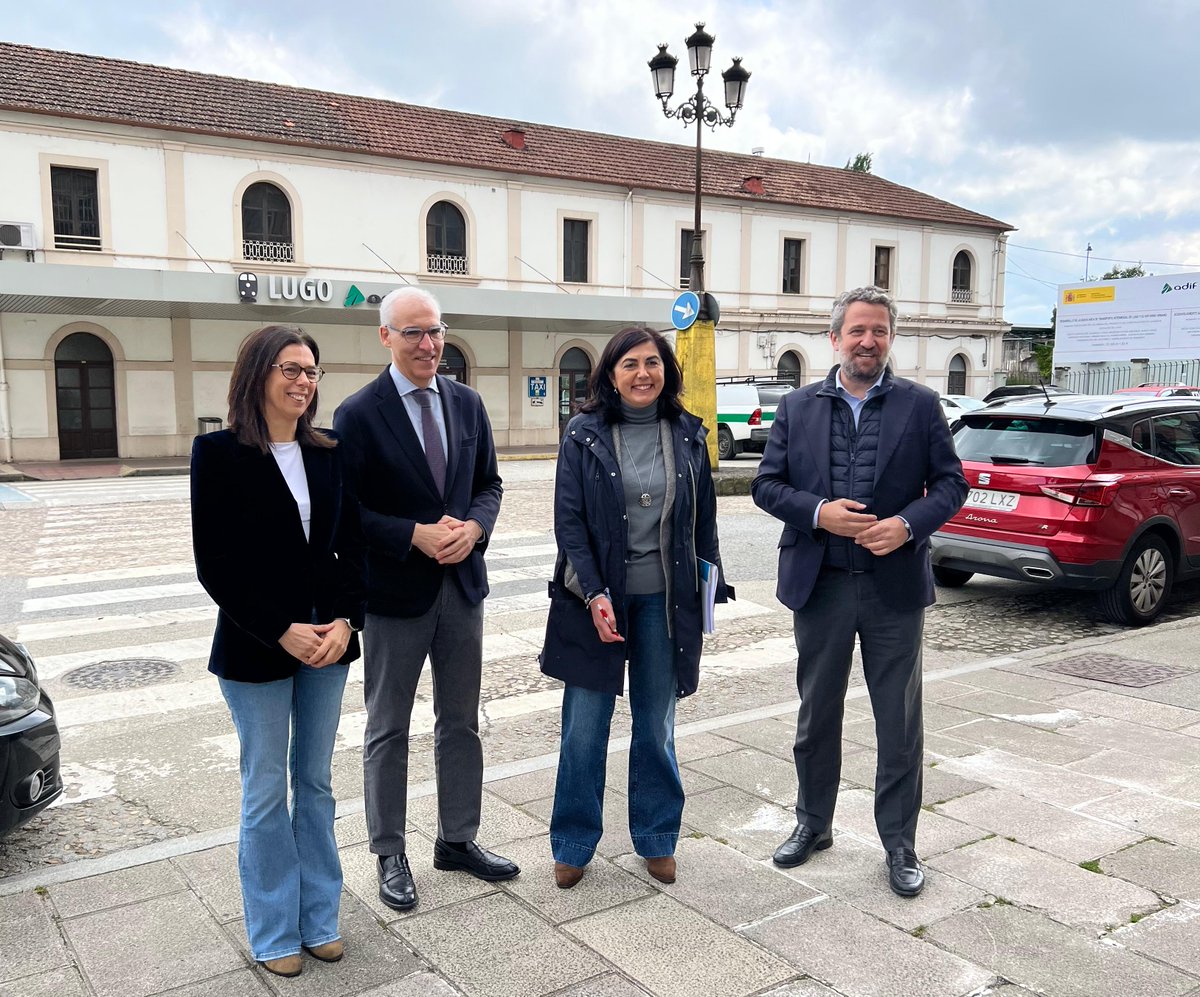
left=191, top=325, right=363, bottom=979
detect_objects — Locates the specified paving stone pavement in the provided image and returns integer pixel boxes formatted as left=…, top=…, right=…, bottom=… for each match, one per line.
left=4, top=618, right=1200, bottom=996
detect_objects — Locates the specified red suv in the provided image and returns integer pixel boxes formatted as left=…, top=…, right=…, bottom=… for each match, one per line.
left=930, top=395, right=1200, bottom=625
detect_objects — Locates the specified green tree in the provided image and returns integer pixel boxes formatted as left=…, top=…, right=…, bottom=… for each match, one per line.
left=844, top=152, right=873, bottom=173
left=1032, top=341, right=1054, bottom=380
left=1102, top=263, right=1148, bottom=279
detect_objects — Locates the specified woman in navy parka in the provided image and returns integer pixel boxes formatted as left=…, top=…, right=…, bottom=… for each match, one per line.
left=540, top=326, right=731, bottom=888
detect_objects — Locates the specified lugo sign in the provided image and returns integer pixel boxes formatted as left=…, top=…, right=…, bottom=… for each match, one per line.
left=267, top=275, right=333, bottom=302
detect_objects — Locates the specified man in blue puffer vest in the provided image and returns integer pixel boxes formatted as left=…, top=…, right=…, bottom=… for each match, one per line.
left=752, top=286, right=967, bottom=897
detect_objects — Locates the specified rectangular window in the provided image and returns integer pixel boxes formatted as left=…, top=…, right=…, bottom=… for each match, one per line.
left=680, top=229, right=704, bottom=288
left=874, top=245, right=892, bottom=289
left=51, top=166, right=101, bottom=251
left=782, top=238, right=803, bottom=294
left=563, top=219, right=589, bottom=283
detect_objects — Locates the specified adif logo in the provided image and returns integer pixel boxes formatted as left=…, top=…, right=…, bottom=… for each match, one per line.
left=1162, top=280, right=1198, bottom=294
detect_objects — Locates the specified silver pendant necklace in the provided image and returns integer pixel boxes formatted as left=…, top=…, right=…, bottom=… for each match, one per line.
left=622, top=429, right=659, bottom=508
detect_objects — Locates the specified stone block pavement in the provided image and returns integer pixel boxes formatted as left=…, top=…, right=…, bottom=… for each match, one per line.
left=4, top=618, right=1200, bottom=997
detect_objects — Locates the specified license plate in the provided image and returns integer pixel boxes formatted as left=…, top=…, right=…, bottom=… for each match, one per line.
left=964, top=488, right=1019, bottom=511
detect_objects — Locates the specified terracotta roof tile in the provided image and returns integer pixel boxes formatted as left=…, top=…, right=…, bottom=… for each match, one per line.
left=0, top=42, right=1010, bottom=231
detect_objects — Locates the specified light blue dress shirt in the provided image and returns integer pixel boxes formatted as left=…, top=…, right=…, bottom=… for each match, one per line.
left=388, top=364, right=449, bottom=457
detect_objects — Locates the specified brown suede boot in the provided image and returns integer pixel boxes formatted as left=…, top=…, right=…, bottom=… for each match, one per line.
left=260, top=955, right=302, bottom=978
left=303, top=939, right=344, bottom=962
left=554, top=862, right=585, bottom=889
left=646, top=855, right=676, bottom=884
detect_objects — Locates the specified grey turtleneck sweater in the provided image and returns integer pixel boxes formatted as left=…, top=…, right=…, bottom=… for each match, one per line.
left=616, top=400, right=667, bottom=595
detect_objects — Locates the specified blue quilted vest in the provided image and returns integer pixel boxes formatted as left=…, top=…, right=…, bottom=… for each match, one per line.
left=819, top=368, right=892, bottom=572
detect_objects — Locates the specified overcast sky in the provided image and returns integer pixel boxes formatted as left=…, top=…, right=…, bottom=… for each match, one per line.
left=6, top=0, right=1199, bottom=325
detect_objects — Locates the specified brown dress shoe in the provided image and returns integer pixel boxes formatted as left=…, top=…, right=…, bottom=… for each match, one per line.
left=303, top=939, right=344, bottom=962
left=554, top=862, right=585, bottom=889
left=646, top=856, right=676, bottom=884
left=260, top=955, right=302, bottom=978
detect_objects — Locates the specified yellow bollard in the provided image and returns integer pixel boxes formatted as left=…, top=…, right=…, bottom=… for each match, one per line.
left=675, top=318, right=719, bottom=466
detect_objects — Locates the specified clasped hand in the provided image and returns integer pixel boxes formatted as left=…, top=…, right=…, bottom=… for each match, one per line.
left=412, top=515, right=481, bottom=564
left=278, top=620, right=351, bottom=667
left=817, top=498, right=908, bottom=556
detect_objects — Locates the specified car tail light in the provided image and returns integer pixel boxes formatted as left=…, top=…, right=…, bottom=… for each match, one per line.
left=747, top=407, right=762, bottom=426
left=1039, top=480, right=1121, bottom=507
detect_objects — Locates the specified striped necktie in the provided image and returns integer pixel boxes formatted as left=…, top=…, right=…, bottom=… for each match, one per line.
left=412, top=388, right=446, bottom=494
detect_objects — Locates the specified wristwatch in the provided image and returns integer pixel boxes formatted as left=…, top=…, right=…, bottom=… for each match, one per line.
left=339, top=618, right=362, bottom=633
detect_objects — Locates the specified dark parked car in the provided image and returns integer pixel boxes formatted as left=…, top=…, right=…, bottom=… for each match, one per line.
left=982, top=383, right=1074, bottom=403
left=0, top=633, right=62, bottom=836
left=930, top=395, right=1200, bottom=625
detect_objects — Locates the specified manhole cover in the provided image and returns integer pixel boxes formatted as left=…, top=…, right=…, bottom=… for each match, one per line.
left=1037, top=653, right=1192, bottom=688
left=64, top=658, right=179, bottom=691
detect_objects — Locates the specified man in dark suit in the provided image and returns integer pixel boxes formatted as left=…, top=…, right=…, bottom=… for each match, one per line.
left=334, top=287, right=517, bottom=911
left=752, top=286, right=967, bottom=897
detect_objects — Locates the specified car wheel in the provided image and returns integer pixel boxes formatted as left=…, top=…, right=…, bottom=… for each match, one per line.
left=1098, top=533, right=1173, bottom=626
left=932, top=565, right=973, bottom=587
left=717, top=426, right=737, bottom=460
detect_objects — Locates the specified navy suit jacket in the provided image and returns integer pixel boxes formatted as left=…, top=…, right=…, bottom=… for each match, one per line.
left=333, top=370, right=502, bottom=617
left=191, top=429, right=364, bottom=682
left=751, top=371, right=967, bottom=612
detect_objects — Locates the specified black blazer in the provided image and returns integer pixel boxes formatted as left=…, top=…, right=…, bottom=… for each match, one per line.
left=191, top=429, right=365, bottom=682
left=752, top=371, right=967, bottom=612
left=333, top=370, right=503, bottom=617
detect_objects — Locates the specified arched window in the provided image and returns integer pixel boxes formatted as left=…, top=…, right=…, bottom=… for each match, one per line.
left=438, top=343, right=469, bottom=384
left=558, top=347, right=592, bottom=434
left=427, top=201, right=468, bottom=275
left=55, top=332, right=117, bottom=459
left=951, top=251, right=973, bottom=303
left=776, top=350, right=803, bottom=387
left=241, top=182, right=293, bottom=262
left=948, top=353, right=967, bottom=395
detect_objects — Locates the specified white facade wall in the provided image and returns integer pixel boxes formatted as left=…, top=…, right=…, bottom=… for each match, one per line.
left=0, top=110, right=1008, bottom=461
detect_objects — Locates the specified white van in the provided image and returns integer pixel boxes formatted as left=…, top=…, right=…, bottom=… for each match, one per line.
left=716, top=379, right=794, bottom=460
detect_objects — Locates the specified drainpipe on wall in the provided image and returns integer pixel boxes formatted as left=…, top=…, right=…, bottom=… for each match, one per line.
left=0, top=315, right=13, bottom=464
left=622, top=189, right=633, bottom=296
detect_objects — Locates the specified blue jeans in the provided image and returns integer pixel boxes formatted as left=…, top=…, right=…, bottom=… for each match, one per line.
left=550, top=592, right=684, bottom=867
left=220, top=663, right=348, bottom=961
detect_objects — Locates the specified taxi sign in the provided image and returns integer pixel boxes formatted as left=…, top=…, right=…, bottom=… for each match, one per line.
left=671, top=291, right=700, bottom=331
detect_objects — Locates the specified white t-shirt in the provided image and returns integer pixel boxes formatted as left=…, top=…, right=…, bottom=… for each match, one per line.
left=269, top=441, right=311, bottom=541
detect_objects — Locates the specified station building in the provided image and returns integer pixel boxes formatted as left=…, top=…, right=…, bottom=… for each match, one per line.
left=0, top=41, right=1011, bottom=462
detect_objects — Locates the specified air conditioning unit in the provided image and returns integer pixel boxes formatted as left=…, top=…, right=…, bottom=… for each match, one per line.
left=0, top=221, right=36, bottom=251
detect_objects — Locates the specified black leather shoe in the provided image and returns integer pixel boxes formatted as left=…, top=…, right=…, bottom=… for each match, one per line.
left=433, top=838, right=520, bottom=881
left=772, top=825, right=833, bottom=868
left=887, top=847, right=925, bottom=897
left=377, top=853, right=418, bottom=910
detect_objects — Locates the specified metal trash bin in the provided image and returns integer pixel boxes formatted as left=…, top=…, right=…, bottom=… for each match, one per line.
left=197, top=417, right=223, bottom=434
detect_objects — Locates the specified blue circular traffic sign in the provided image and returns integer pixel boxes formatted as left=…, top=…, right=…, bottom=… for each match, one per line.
left=671, top=291, right=700, bottom=331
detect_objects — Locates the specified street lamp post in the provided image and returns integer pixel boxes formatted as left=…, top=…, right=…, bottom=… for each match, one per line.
left=649, top=24, right=749, bottom=462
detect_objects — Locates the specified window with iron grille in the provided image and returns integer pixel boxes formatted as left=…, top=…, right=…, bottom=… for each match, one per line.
left=680, top=229, right=704, bottom=288
left=782, top=238, right=803, bottom=294
left=563, top=219, right=589, bottom=283
left=873, top=246, right=892, bottom=290
left=51, top=166, right=101, bottom=250
left=951, top=251, right=974, bottom=303
left=241, top=182, right=293, bottom=262
left=427, top=201, right=468, bottom=274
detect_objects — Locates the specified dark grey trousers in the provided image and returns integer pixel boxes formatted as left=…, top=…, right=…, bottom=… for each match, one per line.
left=362, top=576, right=484, bottom=855
left=790, top=568, right=925, bottom=850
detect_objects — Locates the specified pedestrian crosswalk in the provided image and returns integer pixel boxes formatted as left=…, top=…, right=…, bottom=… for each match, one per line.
left=0, top=476, right=191, bottom=508
left=4, top=485, right=784, bottom=820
